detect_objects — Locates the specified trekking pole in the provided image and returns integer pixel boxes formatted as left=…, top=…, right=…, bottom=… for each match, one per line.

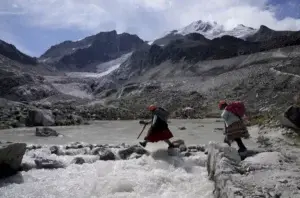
left=137, top=124, right=147, bottom=139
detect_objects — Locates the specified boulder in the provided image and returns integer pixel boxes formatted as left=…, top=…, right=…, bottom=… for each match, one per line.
left=34, top=158, right=65, bottom=169
left=280, top=105, right=300, bottom=130
left=91, top=147, right=115, bottom=160
left=35, top=127, right=59, bottom=137
left=99, top=150, right=115, bottom=161
left=71, top=157, right=85, bottom=165
left=118, top=145, right=149, bottom=160
left=49, top=145, right=64, bottom=155
left=26, top=108, right=55, bottom=126
left=0, top=143, right=26, bottom=178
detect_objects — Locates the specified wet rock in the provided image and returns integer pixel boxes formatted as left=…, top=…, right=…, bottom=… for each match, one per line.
left=26, top=108, right=55, bottom=126
left=26, top=144, right=42, bottom=150
left=20, top=162, right=36, bottom=172
left=0, top=143, right=27, bottom=178
left=129, top=153, right=143, bottom=159
left=197, top=145, right=206, bottom=152
left=34, top=158, right=65, bottom=169
left=118, top=145, right=149, bottom=160
left=49, top=146, right=64, bottom=155
left=35, top=127, right=59, bottom=137
left=183, top=152, right=192, bottom=157
left=92, top=147, right=115, bottom=160
left=65, top=148, right=89, bottom=156
left=178, top=126, right=186, bottom=130
left=71, top=157, right=85, bottom=165
left=179, top=144, right=187, bottom=152
left=99, top=150, right=115, bottom=161
left=65, top=142, right=84, bottom=149
left=187, top=145, right=197, bottom=150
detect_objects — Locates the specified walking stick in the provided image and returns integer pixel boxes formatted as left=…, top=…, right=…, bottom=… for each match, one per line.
left=137, top=123, right=147, bottom=139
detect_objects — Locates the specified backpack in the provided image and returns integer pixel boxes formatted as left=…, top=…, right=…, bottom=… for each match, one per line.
left=225, top=101, right=246, bottom=118
left=154, top=107, right=170, bottom=122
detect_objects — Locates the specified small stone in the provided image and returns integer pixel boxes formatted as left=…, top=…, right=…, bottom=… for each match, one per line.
left=179, top=145, right=187, bottom=152
left=178, top=126, right=186, bottom=130
left=184, top=152, right=192, bottom=157
left=278, top=179, right=288, bottom=184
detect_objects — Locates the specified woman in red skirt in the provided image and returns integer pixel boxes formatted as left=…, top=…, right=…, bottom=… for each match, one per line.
left=139, top=105, right=175, bottom=148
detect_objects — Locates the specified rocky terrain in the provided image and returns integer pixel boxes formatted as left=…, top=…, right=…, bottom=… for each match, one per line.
left=0, top=20, right=300, bottom=129
left=207, top=126, right=300, bottom=198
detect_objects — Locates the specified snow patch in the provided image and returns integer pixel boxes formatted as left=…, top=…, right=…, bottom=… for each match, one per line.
left=165, top=20, right=257, bottom=40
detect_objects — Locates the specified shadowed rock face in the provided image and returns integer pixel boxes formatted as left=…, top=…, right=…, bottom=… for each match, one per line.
left=0, top=143, right=27, bottom=178
left=40, top=30, right=146, bottom=71
left=0, top=40, right=37, bottom=65
left=246, top=25, right=299, bottom=42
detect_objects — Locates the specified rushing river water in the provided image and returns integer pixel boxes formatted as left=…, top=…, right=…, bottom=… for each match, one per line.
left=0, top=119, right=257, bottom=198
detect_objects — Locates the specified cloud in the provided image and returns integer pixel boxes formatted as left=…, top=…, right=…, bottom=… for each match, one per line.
left=1, top=0, right=300, bottom=41
left=0, top=28, right=36, bottom=56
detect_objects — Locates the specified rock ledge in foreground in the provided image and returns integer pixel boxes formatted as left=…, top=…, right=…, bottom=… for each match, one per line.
left=207, top=142, right=300, bottom=198
left=0, top=143, right=26, bottom=178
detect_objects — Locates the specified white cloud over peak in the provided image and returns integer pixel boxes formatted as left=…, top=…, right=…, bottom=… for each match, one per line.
left=0, top=0, right=300, bottom=41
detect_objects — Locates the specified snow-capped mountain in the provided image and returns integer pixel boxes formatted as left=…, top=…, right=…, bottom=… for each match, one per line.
left=152, top=20, right=258, bottom=46
left=175, top=20, right=257, bottom=39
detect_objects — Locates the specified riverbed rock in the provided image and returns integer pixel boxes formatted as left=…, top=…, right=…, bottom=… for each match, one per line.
left=118, top=145, right=149, bottom=160
left=65, top=142, right=84, bottom=149
left=26, top=108, right=55, bottom=126
left=178, top=126, right=186, bottom=130
left=91, top=147, right=115, bottom=160
left=34, top=158, right=65, bottom=169
left=0, top=143, right=26, bottom=178
left=207, top=142, right=300, bottom=198
left=99, top=149, right=115, bottom=161
left=71, top=157, right=85, bottom=165
left=49, top=145, right=65, bottom=155
left=35, top=127, right=59, bottom=137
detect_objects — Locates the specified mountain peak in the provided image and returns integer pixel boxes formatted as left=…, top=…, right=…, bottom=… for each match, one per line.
left=177, top=20, right=223, bottom=36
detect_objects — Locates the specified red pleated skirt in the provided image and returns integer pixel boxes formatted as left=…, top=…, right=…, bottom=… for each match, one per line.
left=145, top=128, right=174, bottom=142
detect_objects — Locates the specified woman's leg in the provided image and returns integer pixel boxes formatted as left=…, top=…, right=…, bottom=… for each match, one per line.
left=224, top=136, right=231, bottom=146
left=234, top=138, right=247, bottom=152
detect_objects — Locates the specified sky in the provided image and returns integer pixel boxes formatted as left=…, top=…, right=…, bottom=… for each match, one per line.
left=0, top=0, right=300, bottom=57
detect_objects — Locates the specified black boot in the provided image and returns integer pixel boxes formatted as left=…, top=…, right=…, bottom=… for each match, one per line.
left=168, top=143, right=175, bottom=149
left=139, top=141, right=147, bottom=147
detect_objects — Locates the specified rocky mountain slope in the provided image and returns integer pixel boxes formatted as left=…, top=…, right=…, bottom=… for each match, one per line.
left=0, top=22, right=300, bottom=129
left=40, top=30, right=146, bottom=71
left=0, top=40, right=37, bottom=65
left=152, top=20, right=257, bottom=46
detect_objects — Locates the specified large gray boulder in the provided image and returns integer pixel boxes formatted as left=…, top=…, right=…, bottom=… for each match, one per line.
left=0, top=143, right=26, bottom=178
left=280, top=105, right=300, bottom=130
left=207, top=142, right=300, bottom=198
left=26, top=108, right=55, bottom=126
